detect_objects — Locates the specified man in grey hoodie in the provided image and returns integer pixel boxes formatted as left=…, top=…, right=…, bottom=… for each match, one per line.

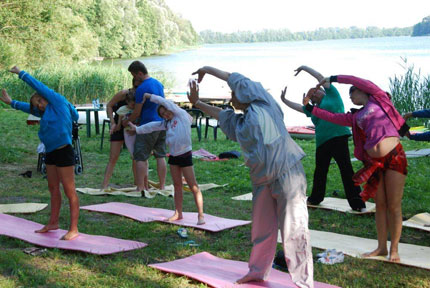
left=188, top=67, right=314, bottom=288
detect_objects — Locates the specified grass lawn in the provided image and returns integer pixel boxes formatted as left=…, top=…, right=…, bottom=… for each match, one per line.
left=1, top=108, right=430, bottom=288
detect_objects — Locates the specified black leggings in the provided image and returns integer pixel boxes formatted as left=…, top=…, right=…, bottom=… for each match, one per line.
left=307, top=135, right=365, bottom=210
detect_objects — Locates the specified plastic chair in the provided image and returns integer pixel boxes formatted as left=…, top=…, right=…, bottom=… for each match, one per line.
left=100, top=119, right=110, bottom=150
left=186, top=108, right=204, bottom=141
left=205, top=116, right=220, bottom=140
left=204, top=104, right=231, bottom=140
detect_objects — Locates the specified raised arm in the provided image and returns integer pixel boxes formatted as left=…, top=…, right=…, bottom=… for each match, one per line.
left=10, top=66, right=64, bottom=105
left=294, top=65, right=330, bottom=89
left=187, top=80, right=222, bottom=120
left=192, top=66, right=230, bottom=83
left=280, top=86, right=304, bottom=113
left=328, top=75, right=383, bottom=96
left=148, top=93, right=182, bottom=115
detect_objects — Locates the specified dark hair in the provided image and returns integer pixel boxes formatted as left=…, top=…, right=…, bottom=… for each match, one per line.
left=349, top=86, right=371, bottom=97
left=157, top=105, right=169, bottom=128
left=349, top=86, right=358, bottom=95
left=125, top=89, right=135, bottom=103
left=29, top=93, right=42, bottom=114
left=128, top=61, right=148, bottom=74
left=157, top=105, right=166, bottom=118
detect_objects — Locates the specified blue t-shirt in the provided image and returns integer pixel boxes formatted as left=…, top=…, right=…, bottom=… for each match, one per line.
left=11, top=71, right=79, bottom=152
left=135, top=77, right=164, bottom=125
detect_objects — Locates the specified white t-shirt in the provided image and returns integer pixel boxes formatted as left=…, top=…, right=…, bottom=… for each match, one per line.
left=135, top=95, right=193, bottom=156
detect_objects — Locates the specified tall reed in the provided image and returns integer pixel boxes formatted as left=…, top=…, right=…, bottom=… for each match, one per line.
left=0, top=63, right=173, bottom=105
left=390, top=58, right=430, bottom=118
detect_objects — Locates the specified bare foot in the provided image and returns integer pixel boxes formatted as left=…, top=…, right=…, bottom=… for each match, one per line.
left=362, top=247, right=388, bottom=258
left=197, top=215, right=205, bottom=225
left=167, top=213, right=183, bottom=222
left=389, top=251, right=401, bottom=262
left=60, top=230, right=79, bottom=240
left=35, top=224, right=59, bottom=233
left=236, top=274, right=264, bottom=284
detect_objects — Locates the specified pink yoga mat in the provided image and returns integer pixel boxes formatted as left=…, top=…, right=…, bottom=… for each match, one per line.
left=81, top=202, right=251, bottom=232
left=149, top=252, right=340, bottom=288
left=0, top=213, right=147, bottom=255
left=192, top=148, right=227, bottom=161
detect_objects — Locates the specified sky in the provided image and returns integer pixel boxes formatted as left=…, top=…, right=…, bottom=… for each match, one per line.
left=165, top=0, right=430, bottom=33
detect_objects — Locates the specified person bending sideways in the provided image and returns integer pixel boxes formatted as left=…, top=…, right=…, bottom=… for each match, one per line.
left=188, top=66, right=313, bottom=288
left=304, top=74, right=409, bottom=262
left=281, top=65, right=365, bottom=211
left=1, top=66, right=80, bottom=240
left=128, top=92, right=205, bottom=225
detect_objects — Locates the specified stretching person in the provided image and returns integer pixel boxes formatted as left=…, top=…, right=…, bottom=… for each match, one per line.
left=188, top=67, right=313, bottom=287
left=128, top=91, right=205, bottom=225
left=1, top=66, right=80, bottom=240
left=403, top=109, right=430, bottom=141
left=303, top=74, right=409, bottom=262
left=281, top=65, right=365, bottom=211
left=101, top=79, right=141, bottom=190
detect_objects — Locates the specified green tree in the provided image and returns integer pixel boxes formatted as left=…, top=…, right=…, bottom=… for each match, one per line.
left=412, top=16, right=430, bottom=36
left=0, top=0, right=199, bottom=67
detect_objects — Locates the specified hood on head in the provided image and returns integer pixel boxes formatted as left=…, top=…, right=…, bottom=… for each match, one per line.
left=227, top=73, right=271, bottom=105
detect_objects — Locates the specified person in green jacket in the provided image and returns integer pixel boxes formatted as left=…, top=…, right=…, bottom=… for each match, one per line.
left=281, top=65, right=365, bottom=211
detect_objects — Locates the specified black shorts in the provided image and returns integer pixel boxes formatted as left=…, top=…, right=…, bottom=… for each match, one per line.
left=45, top=145, right=75, bottom=167
left=110, top=127, right=125, bottom=142
left=168, top=151, right=193, bottom=167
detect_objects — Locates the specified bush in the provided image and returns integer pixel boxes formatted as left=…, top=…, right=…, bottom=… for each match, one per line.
left=0, top=63, right=173, bottom=104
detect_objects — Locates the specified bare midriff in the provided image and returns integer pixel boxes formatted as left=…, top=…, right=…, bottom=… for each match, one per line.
left=366, top=136, right=400, bottom=158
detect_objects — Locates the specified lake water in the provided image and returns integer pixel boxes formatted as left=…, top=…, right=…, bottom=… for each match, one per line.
left=114, top=36, right=430, bottom=126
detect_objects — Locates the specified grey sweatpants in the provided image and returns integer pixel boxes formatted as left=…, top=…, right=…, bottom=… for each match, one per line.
left=247, top=161, right=314, bottom=288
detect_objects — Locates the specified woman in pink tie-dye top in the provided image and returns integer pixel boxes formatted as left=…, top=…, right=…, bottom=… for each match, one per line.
left=303, top=75, right=409, bottom=263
